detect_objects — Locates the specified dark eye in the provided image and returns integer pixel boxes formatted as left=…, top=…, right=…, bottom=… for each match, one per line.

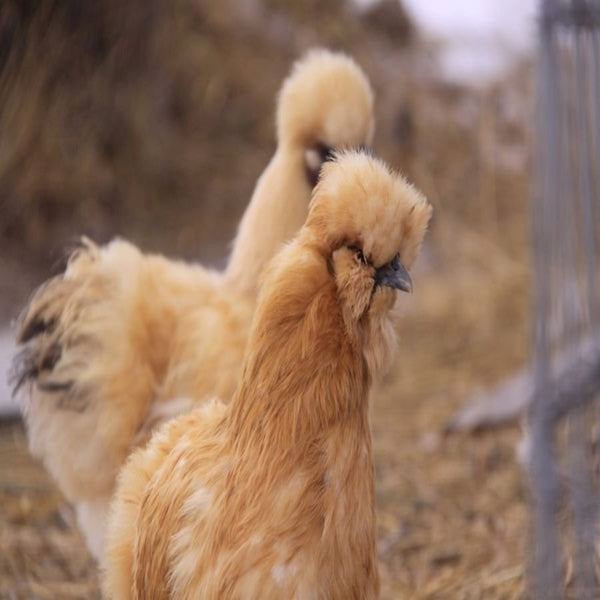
left=348, top=244, right=367, bottom=265
left=316, top=142, right=335, bottom=163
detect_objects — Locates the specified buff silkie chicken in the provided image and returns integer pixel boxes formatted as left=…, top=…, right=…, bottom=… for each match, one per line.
left=11, top=49, right=375, bottom=563
left=103, top=150, right=432, bottom=600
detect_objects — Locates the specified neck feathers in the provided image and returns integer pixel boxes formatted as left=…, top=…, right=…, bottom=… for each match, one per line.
left=228, top=243, right=370, bottom=447
left=223, top=240, right=380, bottom=597
left=224, top=149, right=311, bottom=299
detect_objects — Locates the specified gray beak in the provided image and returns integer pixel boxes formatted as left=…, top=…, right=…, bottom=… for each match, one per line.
left=375, top=255, right=412, bottom=293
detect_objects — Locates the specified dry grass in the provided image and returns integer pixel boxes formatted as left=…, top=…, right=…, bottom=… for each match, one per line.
left=0, top=420, right=99, bottom=599
left=0, top=0, right=541, bottom=598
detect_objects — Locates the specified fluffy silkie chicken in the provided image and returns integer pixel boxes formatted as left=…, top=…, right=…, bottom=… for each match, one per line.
left=103, top=149, right=432, bottom=600
left=11, top=49, right=375, bottom=561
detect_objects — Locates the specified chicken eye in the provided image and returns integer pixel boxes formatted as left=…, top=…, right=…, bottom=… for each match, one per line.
left=317, top=141, right=335, bottom=163
left=348, top=245, right=367, bottom=265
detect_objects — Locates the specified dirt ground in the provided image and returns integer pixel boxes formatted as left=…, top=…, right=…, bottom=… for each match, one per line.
left=1, top=1, right=539, bottom=598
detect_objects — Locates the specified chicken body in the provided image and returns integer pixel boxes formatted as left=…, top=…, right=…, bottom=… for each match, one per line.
left=12, top=49, right=375, bottom=561
left=104, top=150, right=432, bottom=599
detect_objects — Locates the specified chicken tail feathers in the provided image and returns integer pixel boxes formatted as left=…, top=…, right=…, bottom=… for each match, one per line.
left=11, top=238, right=99, bottom=409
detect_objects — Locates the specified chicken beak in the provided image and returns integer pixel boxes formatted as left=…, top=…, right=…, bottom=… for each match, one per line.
left=375, top=256, right=412, bottom=293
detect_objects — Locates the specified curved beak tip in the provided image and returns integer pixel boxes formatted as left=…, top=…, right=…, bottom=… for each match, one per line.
left=375, top=259, right=413, bottom=293
left=398, top=277, right=413, bottom=294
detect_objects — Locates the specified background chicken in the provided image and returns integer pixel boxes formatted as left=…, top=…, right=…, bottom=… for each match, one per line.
left=104, top=150, right=432, bottom=600
left=11, top=49, right=375, bottom=562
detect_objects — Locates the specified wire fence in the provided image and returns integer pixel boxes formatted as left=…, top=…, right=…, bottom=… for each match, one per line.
left=529, top=0, right=600, bottom=597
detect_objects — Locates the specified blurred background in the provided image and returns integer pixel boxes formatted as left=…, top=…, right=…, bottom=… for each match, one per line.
left=0, top=0, right=537, bottom=597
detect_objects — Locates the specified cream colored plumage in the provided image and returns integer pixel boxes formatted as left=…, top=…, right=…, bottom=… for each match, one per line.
left=103, top=150, right=432, bottom=600
left=12, top=49, right=375, bottom=562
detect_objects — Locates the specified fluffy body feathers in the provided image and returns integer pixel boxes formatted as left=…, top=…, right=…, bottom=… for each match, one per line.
left=12, top=49, right=375, bottom=561
left=104, top=151, right=432, bottom=599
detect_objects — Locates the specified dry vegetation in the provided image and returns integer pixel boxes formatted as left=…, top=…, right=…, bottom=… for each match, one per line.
left=1, top=0, right=538, bottom=597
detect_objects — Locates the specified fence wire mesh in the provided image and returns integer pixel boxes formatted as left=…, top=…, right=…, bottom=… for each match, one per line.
left=529, top=0, right=600, bottom=598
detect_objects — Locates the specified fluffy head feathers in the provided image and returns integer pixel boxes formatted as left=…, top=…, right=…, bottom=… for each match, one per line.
left=304, top=150, right=432, bottom=270
left=277, top=49, right=375, bottom=150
